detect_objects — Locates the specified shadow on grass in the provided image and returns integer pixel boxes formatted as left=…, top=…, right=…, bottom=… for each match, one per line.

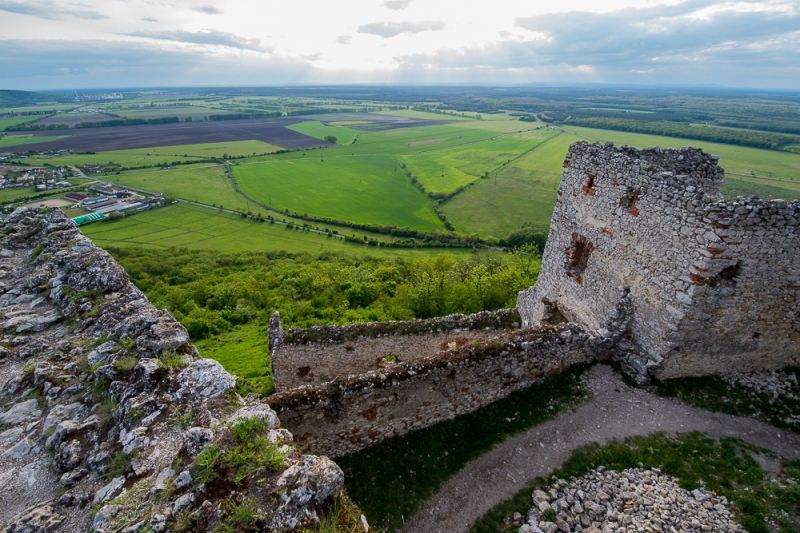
left=336, top=364, right=589, bottom=532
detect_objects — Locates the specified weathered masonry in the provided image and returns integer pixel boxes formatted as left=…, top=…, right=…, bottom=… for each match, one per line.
left=518, top=142, right=800, bottom=380
left=269, top=309, right=520, bottom=390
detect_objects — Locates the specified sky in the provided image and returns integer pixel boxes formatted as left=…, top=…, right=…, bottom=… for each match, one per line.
left=1, top=0, right=799, bottom=90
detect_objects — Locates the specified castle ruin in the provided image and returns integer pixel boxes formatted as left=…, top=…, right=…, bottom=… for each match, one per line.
left=267, top=141, right=799, bottom=456
left=518, top=142, right=799, bottom=380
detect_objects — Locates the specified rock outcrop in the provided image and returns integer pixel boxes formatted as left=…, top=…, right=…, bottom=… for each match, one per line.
left=0, top=208, right=356, bottom=532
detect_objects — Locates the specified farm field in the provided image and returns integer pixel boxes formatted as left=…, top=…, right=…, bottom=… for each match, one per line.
left=81, top=202, right=470, bottom=257
left=234, top=154, right=443, bottom=230
left=399, top=130, right=556, bottom=194
left=564, top=125, right=800, bottom=192
left=0, top=116, right=327, bottom=153
left=109, top=164, right=249, bottom=211
left=0, top=134, right=67, bottom=147
left=0, top=117, right=41, bottom=131
left=287, top=121, right=360, bottom=145
left=442, top=133, right=580, bottom=238
left=25, top=140, right=282, bottom=168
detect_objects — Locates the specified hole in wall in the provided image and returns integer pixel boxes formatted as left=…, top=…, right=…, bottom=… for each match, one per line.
left=541, top=299, right=567, bottom=325
left=752, top=332, right=761, bottom=339
left=619, top=188, right=641, bottom=216
left=565, top=233, right=594, bottom=285
left=709, top=262, right=741, bottom=288
left=296, top=366, right=312, bottom=378
left=582, top=174, right=597, bottom=196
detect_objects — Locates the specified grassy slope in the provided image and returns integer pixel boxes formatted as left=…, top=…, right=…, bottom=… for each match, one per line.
left=442, top=132, right=580, bottom=238
left=194, top=323, right=273, bottom=394
left=80, top=202, right=469, bottom=258
left=287, top=121, right=360, bottom=145
left=23, top=140, right=281, bottom=168
left=234, top=154, right=444, bottom=230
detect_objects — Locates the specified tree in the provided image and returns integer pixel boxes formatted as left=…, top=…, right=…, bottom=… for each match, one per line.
left=323, top=135, right=337, bottom=144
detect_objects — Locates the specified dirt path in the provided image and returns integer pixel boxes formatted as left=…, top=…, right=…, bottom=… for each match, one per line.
left=402, top=365, right=800, bottom=533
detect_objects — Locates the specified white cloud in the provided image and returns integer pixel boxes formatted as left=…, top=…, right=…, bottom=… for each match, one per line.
left=384, top=0, right=413, bottom=10
left=358, top=21, right=445, bottom=38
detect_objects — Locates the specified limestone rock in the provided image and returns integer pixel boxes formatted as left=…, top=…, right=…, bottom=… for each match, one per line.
left=177, top=359, right=236, bottom=399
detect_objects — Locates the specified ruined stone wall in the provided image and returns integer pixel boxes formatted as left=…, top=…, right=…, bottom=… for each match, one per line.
left=267, top=323, right=614, bottom=457
left=269, top=309, right=520, bottom=390
left=518, top=142, right=799, bottom=380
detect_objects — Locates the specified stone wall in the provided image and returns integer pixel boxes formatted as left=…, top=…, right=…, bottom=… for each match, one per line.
left=267, top=321, right=619, bottom=457
left=518, top=142, right=799, bottom=380
left=269, top=309, right=520, bottom=390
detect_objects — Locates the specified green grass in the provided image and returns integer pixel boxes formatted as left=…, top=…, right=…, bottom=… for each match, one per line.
left=337, top=365, right=587, bottom=532
left=721, top=176, right=800, bottom=200
left=399, top=133, right=550, bottom=194
left=287, top=121, right=360, bottom=145
left=24, top=140, right=282, bottom=168
left=375, top=109, right=471, bottom=121
left=110, top=164, right=250, bottom=213
left=0, top=117, right=44, bottom=131
left=0, top=133, right=68, bottom=148
left=0, top=179, right=93, bottom=204
left=80, top=202, right=468, bottom=258
left=471, top=432, right=800, bottom=533
left=442, top=133, right=579, bottom=238
left=564, top=125, right=800, bottom=193
left=234, top=154, right=444, bottom=230
left=194, top=324, right=274, bottom=396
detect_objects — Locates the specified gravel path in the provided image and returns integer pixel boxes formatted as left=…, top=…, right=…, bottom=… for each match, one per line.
left=402, top=364, right=800, bottom=533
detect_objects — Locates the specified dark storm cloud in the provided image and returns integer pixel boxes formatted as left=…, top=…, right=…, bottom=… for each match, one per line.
left=0, top=0, right=107, bottom=19
left=358, top=20, right=444, bottom=38
left=125, top=29, right=271, bottom=52
left=192, top=4, right=222, bottom=14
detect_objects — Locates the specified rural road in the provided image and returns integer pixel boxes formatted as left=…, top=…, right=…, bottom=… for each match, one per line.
left=402, top=364, right=800, bottom=533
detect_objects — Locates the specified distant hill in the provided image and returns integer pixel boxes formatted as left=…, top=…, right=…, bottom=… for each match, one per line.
left=0, top=90, right=68, bottom=108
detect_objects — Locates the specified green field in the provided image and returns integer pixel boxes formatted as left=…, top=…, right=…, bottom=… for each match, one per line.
left=442, top=133, right=580, bottom=238
left=400, top=131, right=555, bottom=194
left=234, top=155, right=444, bottom=230
left=0, top=179, right=93, bottom=204
left=194, top=323, right=273, bottom=394
left=0, top=133, right=67, bottom=147
left=0, top=117, right=42, bottom=131
left=24, top=140, right=281, bottom=168
left=80, top=202, right=469, bottom=257
left=109, top=164, right=250, bottom=212
left=287, top=121, right=360, bottom=145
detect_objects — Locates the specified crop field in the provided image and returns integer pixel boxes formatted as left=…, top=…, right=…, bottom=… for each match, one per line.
left=80, top=202, right=469, bottom=257
left=399, top=130, right=556, bottom=194
left=0, top=117, right=327, bottom=153
left=234, top=154, right=443, bottom=230
left=0, top=117, right=41, bottom=131
left=442, top=133, right=579, bottom=238
left=38, top=114, right=120, bottom=126
left=0, top=133, right=67, bottom=148
left=110, top=164, right=250, bottom=211
left=26, top=140, right=282, bottom=168
left=287, top=121, right=360, bottom=145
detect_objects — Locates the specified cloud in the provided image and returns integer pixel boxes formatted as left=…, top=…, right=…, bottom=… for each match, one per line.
left=141, top=17, right=157, bottom=22
left=0, top=0, right=106, bottom=19
left=126, top=29, right=271, bottom=52
left=358, top=20, right=444, bottom=38
left=336, top=35, right=353, bottom=45
left=384, top=0, right=412, bottom=10
left=192, top=4, right=222, bottom=15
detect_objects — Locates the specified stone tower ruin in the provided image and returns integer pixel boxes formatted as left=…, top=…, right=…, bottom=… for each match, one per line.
left=518, top=142, right=799, bottom=380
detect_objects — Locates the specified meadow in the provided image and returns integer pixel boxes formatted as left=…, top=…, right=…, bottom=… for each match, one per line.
left=0, top=133, right=67, bottom=148
left=0, top=117, right=42, bottom=131
left=287, top=121, right=360, bottom=145
left=234, top=154, right=444, bottom=230
left=81, top=202, right=466, bottom=257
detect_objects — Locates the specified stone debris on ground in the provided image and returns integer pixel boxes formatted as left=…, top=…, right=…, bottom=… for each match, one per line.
left=518, top=467, right=743, bottom=533
left=0, top=208, right=358, bottom=532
